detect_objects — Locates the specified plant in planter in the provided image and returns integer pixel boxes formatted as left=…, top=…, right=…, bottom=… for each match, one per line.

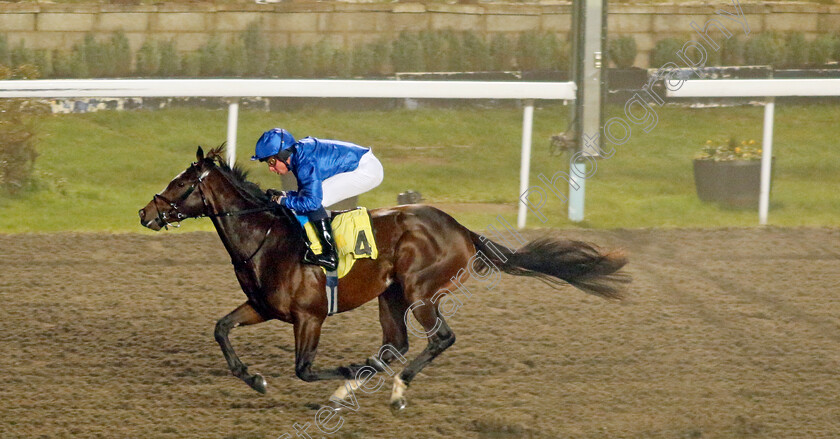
left=693, top=137, right=771, bottom=208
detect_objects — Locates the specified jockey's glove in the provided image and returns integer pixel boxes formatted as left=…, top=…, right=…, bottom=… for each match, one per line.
left=265, top=189, right=287, bottom=205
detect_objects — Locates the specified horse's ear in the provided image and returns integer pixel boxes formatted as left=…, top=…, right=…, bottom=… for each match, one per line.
left=196, top=146, right=205, bottom=161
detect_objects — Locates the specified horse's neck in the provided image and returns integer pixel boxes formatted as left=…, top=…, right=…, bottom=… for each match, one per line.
left=204, top=170, right=288, bottom=265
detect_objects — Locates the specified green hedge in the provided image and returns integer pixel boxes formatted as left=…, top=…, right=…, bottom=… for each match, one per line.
left=608, top=35, right=638, bottom=69
left=0, top=27, right=571, bottom=79
left=649, top=32, right=840, bottom=69
left=3, top=30, right=840, bottom=81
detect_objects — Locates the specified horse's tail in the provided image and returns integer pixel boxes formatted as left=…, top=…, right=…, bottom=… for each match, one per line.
left=469, top=232, right=631, bottom=300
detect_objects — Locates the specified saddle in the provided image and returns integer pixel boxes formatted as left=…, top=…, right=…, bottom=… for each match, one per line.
left=301, top=207, right=378, bottom=279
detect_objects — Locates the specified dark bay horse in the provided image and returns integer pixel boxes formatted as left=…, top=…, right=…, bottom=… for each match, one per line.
left=139, top=146, right=630, bottom=410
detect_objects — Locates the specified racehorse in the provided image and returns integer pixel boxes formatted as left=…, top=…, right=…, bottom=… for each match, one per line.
left=139, top=146, right=631, bottom=411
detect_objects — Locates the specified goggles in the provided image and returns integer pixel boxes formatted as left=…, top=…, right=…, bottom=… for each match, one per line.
left=260, top=148, right=293, bottom=166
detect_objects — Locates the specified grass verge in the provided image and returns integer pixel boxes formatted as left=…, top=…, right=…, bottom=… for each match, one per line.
left=0, top=103, right=838, bottom=233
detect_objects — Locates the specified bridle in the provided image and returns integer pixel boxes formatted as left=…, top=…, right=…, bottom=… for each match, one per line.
left=148, top=162, right=276, bottom=230
left=149, top=166, right=207, bottom=230
left=147, top=161, right=289, bottom=269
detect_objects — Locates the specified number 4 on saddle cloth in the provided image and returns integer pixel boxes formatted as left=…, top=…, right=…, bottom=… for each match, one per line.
left=298, top=207, right=378, bottom=315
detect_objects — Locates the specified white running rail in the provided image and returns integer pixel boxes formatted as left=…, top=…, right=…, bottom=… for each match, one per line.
left=0, top=78, right=577, bottom=228
left=668, top=78, right=840, bottom=225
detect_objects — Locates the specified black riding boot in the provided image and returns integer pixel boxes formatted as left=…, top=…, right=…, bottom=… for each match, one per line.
left=303, top=218, right=339, bottom=272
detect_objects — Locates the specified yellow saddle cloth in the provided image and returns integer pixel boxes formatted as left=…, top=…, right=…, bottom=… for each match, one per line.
left=303, top=207, right=378, bottom=278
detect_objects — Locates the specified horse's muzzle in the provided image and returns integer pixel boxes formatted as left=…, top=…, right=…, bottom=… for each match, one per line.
left=139, top=208, right=163, bottom=231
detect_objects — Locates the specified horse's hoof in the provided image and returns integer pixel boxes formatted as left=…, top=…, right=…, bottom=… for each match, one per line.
left=389, top=375, right=407, bottom=414
left=325, top=399, right=347, bottom=413
left=389, top=397, right=407, bottom=414
left=249, top=373, right=267, bottom=394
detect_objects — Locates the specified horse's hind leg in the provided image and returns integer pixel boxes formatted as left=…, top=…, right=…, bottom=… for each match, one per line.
left=214, top=301, right=268, bottom=394
left=390, top=301, right=455, bottom=412
left=330, top=283, right=411, bottom=402
left=372, top=283, right=411, bottom=368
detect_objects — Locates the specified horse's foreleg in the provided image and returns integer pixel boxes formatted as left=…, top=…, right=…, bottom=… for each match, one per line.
left=390, top=303, right=455, bottom=412
left=214, top=301, right=268, bottom=394
left=292, top=313, right=348, bottom=382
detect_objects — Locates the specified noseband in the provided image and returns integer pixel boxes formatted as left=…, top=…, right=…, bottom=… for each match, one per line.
left=149, top=165, right=210, bottom=230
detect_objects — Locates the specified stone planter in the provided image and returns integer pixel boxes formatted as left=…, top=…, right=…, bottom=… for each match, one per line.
left=693, top=159, right=773, bottom=208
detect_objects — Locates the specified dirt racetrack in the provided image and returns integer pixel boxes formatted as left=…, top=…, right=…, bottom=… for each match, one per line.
left=1, top=227, right=839, bottom=439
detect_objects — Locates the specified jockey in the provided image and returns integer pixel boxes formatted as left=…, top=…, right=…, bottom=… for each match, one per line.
left=252, top=128, right=384, bottom=271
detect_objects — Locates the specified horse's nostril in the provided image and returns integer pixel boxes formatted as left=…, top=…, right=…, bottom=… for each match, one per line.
left=139, top=209, right=145, bottom=219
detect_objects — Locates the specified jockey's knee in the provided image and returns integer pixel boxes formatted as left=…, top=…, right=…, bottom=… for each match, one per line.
left=306, top=206, right=328, bottom=221
left=372, top=164, right=384, bottom=187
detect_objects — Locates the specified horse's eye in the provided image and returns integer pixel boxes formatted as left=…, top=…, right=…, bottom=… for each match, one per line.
left=178, top=182, right=185, bottom=188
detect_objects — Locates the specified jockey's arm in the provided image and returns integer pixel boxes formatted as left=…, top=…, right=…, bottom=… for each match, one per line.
left=281, top=157, right=323, bottom=213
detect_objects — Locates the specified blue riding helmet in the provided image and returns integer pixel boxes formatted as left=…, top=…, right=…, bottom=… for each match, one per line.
left=251, top=128, right=297, bottom=161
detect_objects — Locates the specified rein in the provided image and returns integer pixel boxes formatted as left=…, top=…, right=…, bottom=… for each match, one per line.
left=195, top=168, right=275, bottom=267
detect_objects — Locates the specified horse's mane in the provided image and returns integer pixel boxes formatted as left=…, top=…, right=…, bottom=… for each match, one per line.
left=205, top=145, right=269, bottom=204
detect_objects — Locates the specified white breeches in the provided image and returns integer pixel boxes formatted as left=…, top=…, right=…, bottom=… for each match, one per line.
left=321, top=150, right=384, bottom=207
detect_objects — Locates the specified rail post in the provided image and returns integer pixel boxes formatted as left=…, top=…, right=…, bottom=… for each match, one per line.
left=517, top=100, right=535, bottom=229
left=759, top=98, right=774, bottom=225
left=226, top=100, right=239, bottom=166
